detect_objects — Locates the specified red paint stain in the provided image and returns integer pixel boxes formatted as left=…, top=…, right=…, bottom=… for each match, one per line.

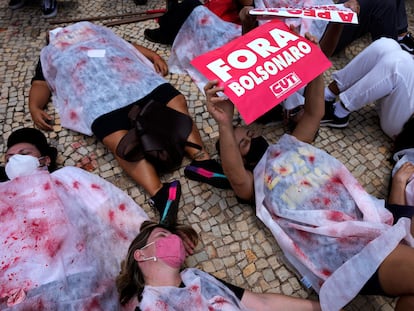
left=43, top=182, right=51, bottom=190
left=108, top=210, right=115, bottom=222
left=69, top=110, right=78, bottom=121
left=308, top=155, right=315, bottom=164
left=73, top=181, right=80, bottom=189
left=118, top=204, right=126, bottom=211
left=54, top=180, right=63, bottom=186
left=90, top=183, right=101, bottom=190
left=155, top=300, right=168, bottom=311
left=189, top=284, right=199, bottom=293
left=327, top=210, right=346, bottom=222
left=279, top=167, right=287, bottom=174
left=45, top=239, right=63, bottom=258
left=0, top=206, right=14, bottom=219
left=271, top=151, right=281, bottom=158
left=85, top=297, right=101, bottom=310
left=293, top=242, right=307, bottom=260
left=76, top=242, right=85, bottom=252
left=200, top=17, right=209, bottom=25
left=323, top=197, right=331, bottom=206
left=331, top=176, right=342, bottom=184
left=301, top=180, right=311, bottom=187
left=321, top=269, right=332, bottom=277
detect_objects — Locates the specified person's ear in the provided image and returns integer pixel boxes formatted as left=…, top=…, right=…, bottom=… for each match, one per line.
left=43, top=156, right=51, bottom=167
left=133, top=249, right=143, bottom=262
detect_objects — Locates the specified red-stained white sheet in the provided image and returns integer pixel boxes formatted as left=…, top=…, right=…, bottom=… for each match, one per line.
left=254, top=134, right=414, bottom=311
left=0, top=167, right=148, bottom=310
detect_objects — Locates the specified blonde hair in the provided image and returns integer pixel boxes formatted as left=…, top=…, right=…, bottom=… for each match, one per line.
left=116, top=221, right=198, bottom=304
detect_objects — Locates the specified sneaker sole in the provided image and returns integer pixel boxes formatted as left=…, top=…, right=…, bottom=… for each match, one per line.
left=184, top=166, right=231, bottom=189
left=399, top=43, right=414, bottom=54
left=159, top=181, right=181, bottom=227
left=320, top=121, right=349, bottom=128
left=9, top=2, right=25, bottom=9
left=43, top=7, right=57, bottom=18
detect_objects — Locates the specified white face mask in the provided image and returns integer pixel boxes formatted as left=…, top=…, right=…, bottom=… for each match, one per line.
left=5, top=154, right=41, bottom=180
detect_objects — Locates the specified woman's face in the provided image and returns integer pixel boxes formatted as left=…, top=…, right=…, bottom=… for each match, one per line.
left=5, top=142, right=42, bottom=163
left=146, top=227, right=173, bottom=245
left=234, top=127, right=256, bottom=157
left=138, top=227, right=173, bottom=258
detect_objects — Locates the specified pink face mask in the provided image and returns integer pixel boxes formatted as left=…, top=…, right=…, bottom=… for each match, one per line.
left=140, top=234, right=186, bottom=268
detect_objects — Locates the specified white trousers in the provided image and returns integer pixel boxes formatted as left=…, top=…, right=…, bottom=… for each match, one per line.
left=333, top=38, right=414, bottom=139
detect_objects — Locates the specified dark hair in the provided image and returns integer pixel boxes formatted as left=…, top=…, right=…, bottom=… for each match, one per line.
left=393, top=117, right=414, bottom=157
left=116, top=221, right=198, bottom=305
left=6, top=128, right=58, bottom=172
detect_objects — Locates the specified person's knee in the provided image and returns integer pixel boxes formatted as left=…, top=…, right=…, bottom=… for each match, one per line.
left=166, top=94, right=189, bottom=114
left=381, top=48, right=413, bottom=75
left=102, top=130, right=128, bottom=154
left=370, top=37, right=400, bottom=56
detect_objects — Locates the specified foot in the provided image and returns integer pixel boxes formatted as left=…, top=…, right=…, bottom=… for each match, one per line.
left=320, top=101, right=349, bottom=128
left=184, top=159, right=231, bottom=189
left=149, top=180, right=181, bottom=227
left=42, top=0, right=57, bottom=18
left=9, top=0, right=25, bottom=9
left=144, top=28, right=172, bottom=45
left=398, top=32, right=414, bottom=55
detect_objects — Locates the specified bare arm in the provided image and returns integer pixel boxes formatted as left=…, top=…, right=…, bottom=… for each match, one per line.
left=319, top=0, right=360, bottom=56
left=205, top=81, right=255, bottom=201
left=388, top=162, right=414, bottom=205
left=131, top=43, right=168, bottom=76
left=291, top=33, right=325, bottom=143
left=291, top=73, right=325, bottom=143
left=29, top=80, right=53, bottom=131
left=241, top=290, right=321, bottom=311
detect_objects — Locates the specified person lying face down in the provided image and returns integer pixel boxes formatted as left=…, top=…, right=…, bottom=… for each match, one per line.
left=116, top=220, right=322, bottom=310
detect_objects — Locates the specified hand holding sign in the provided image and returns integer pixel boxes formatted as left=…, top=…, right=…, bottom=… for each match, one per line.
left=204, top=80, right=235, bottom=128
left=250, top=4, right=359, bottom=24
left=191, top=20, right=331, bottom=124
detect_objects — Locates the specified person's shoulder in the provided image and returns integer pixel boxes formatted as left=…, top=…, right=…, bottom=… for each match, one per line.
left=0, top=166, right=8, bottom=182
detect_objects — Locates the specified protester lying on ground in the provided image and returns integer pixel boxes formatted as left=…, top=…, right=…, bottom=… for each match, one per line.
left=1, top=127, right=148, bottom=310
left=204, top=56, right=414, bottom=309
left=116, top=220, right=322, bottom=311
left=144, top=0, right=254, bottom=44
left=162, top=0, right=356, bottom=112
left=321, top=37, right=414, bottom=148
left=29, top=21, right=230, bottom=227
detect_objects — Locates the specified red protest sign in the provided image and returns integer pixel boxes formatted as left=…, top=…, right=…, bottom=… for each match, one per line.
left=191, top=20, right=331, bottom=124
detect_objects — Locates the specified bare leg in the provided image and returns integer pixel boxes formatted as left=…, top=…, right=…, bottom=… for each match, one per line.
left=103, top=129, right=162, bottom=196
left=319, top=23, right=344, bottom=57
left=328, top=80, right=340, bottom=96
left=378, top=243, right=414, bottom=311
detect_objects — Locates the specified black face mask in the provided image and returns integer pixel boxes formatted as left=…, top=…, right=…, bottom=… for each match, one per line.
left=244, top=136, right=269, bottom=171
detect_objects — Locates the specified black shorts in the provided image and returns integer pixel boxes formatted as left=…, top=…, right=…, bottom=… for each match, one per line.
left=357, top=200, right=412, bottom=297
left=359, top=269, right=391, bottom=297
left=91, top=83, right=181, bottom=141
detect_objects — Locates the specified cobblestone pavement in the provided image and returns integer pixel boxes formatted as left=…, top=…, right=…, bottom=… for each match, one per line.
left=1, top=0, right=414, bottom=309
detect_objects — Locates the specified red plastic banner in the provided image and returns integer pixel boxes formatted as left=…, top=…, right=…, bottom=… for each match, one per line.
left=191, top=20, right=332, bottom=124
